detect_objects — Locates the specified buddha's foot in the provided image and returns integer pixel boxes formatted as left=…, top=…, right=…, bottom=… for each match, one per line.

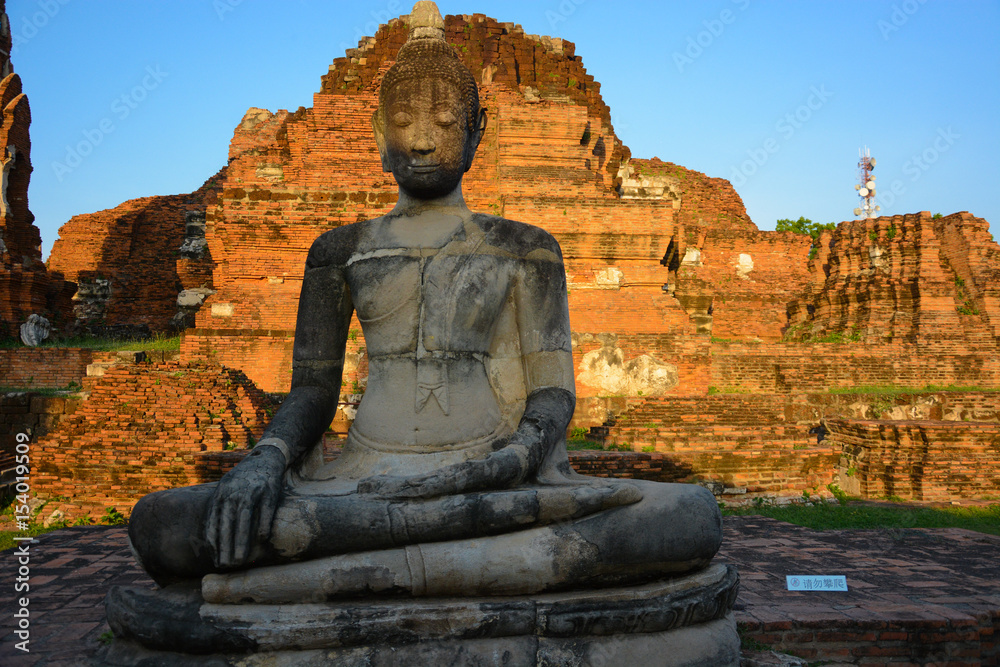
left=105, top=581, right=256, bottom=654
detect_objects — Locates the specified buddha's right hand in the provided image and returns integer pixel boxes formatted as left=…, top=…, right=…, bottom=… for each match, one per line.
left=205, top=445, right=285, bottom=569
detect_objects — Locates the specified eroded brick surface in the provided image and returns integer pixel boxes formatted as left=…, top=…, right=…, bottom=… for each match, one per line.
left=787, top=211, right=1000, bottom=347
left=828, top=418, right=1000, bottom=502
left=30, top=363, right=275, bottom=522
left=46, top=170, right=225, bottom=332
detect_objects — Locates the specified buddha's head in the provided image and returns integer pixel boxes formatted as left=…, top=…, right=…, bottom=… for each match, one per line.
left=373, top=1, right=487, bottom=199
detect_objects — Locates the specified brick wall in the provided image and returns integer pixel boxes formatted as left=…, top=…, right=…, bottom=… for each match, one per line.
left=0, top=391, right=81, bottom=472
left=30, top=7, right=999, bottom=414
left=787, top=211, right=1000, bottom=348
left=595, top=390, right=1000, bottom=499
left=0, top=347, right=183, bottom=390
left=31, top=363, right=275, bottom=521
left=709, top=341, right=1000, bottom=393
left=739, top=613, right=998, bottom=665
left=0, top=348, right=96, bottom=388
left=0, top=69, right=37, bottom=265
left=604, top=394, right=838, bottom=495
left=45, top=169, right=224, bottom=332
left=827, top=417, right=1000, bottom=502
left=185, top=12, right=757, bottom=393
left=180, top=328, right=296, bottom=394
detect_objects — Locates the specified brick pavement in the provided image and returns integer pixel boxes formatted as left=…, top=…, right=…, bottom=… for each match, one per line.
left=717, top=517, right=1000, bottom=665
left=1, top=517, right=998, bottom=666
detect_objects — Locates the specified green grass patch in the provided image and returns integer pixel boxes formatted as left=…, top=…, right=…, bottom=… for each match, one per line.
left=723, top=500, right=1000, bottom=536
left=810, top=329, right=862, bottom=344
left=708, top=385, right=752, bottom=395
left=0, top=333, right=180, bottom=352
left=566, top=439, right=633, bottom=453
left=566, top=439, right=605, bottom=451
left=0, top=522, right=69, bottom=552
left=0, top=503, right=129, bottom=551
left=0, top=381, right=82, bottom=395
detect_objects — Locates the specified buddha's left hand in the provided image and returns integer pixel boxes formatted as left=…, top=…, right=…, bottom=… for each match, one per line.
left=356, top=427, right=537, bottom=499
left=358, top=387, right=572, bottom=499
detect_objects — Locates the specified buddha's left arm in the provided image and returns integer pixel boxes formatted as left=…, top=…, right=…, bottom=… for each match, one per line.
left=502, top=243, right=577, bottom=476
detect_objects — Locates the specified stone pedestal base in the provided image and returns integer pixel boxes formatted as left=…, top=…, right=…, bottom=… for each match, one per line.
left=100, top=563, right=740, bottom=667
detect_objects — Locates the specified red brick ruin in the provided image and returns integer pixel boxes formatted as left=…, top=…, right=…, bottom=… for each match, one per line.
left=4, top=9, right=1000, bottom=518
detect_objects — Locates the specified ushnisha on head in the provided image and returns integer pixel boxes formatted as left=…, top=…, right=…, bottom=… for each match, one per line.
left=373, top=1, right=487, bottom=200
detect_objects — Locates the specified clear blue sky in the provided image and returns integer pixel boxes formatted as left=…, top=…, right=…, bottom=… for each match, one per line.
left=10, top=0, right=999, bottom=259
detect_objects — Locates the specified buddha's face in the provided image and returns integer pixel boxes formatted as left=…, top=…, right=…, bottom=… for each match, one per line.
left=375, top=77, right=485, bottom=200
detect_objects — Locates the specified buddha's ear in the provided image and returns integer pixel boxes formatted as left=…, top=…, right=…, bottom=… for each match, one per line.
left=372, top=109, right=392, bottom=173
left=464, top=107, right=487, bottom=172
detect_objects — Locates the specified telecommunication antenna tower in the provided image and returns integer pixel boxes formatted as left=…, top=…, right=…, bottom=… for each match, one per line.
left=853, top=147, right=880, bottom=219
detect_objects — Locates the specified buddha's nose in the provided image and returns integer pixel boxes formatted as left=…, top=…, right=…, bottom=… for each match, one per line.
left=412, top=134, right=435, bottom=154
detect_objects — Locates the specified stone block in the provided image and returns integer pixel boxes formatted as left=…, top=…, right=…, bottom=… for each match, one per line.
left=115, top=351, right=147, bottom=364
left=30, top=396, right=65, bottom=414
left=87, top=362, right=114, bottom=377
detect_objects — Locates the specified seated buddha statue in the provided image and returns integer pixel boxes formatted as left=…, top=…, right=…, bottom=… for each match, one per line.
left=127, top=1, right=722, bottom=605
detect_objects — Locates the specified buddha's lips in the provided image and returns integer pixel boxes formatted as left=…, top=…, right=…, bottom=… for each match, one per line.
left=410, top=164, right=439, bottom=173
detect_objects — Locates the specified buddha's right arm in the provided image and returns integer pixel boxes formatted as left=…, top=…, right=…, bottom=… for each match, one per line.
left=255, top=261, right=353, bottom=467
left=207, top=242, right=353, bottom=568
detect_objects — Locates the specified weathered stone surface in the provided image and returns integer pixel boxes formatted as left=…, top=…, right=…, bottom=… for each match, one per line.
left=177, top=289, right=211, bottom=308
left=178, top=210, right=208, bottom=259
left=741, top=650, right=808, bottom=667
left=19, top=312, right=50, bottom=346
left=577, top=340, right=678, bottom=396
left=174, top=287, right=216, bottom=329
left=103, top=565, right=739, bottom=665
left=70, top=277, right=111, bottom=328
left=101, top=615, right=739, bottom=667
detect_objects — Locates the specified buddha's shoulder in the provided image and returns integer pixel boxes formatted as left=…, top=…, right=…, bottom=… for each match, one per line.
left=305, top=219, right=380, bottom=268
left=474, top=213, right=563, bottom=261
